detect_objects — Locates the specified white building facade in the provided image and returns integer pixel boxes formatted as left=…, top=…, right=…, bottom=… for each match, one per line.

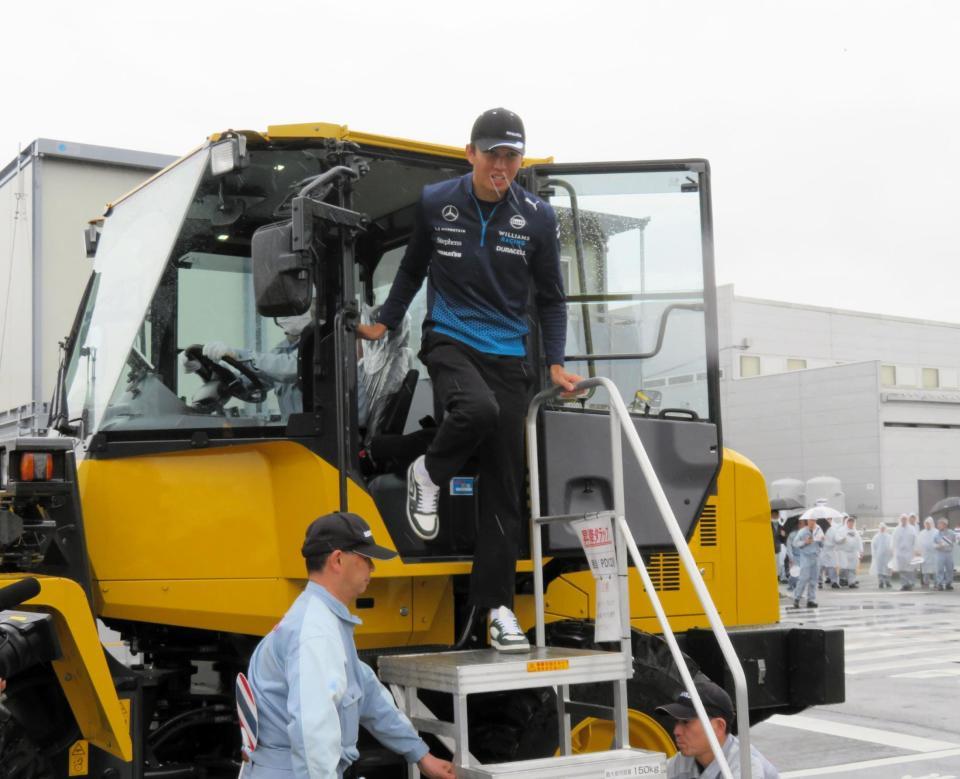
left=717, top=285, right=960, bottom=520
left=0, top=140, right=174, bottom=434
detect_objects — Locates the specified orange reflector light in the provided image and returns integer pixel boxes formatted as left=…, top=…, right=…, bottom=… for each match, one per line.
left=19, top=453, right=53, bottom=482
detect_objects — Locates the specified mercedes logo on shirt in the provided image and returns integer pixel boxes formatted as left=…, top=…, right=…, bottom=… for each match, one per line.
left=442, top=205, right=459, bottom=222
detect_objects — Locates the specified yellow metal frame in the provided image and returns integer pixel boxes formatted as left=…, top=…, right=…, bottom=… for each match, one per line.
left=2, top=575, right=132, bottom=761
left=252, top=122, right=553, bottom=166
left=78, top=440, right=775, bottom=646
left=104, top=122, right=550, bottom=234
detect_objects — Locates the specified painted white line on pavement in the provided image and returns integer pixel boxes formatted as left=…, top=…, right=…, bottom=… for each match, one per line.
left=764, top=714, right=960, bottom=752
left=845, top=654, right=960, bottom=676
left=845, top=643, right=960, bottom=663
left=779, top=746, right=960, bottom=777
left=892, top=668, right=960, bottom=679
left=846, top=633, right=960, bottom=651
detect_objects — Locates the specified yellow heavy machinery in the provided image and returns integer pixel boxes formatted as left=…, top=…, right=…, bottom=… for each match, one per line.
left=0, top=124, right=843, bottom=777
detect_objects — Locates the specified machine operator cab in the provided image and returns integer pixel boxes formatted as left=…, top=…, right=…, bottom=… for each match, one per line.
left=54, top=125, right=721, bottom=561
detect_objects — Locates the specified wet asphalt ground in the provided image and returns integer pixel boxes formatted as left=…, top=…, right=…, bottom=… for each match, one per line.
left=749, top=570, right=960, bottom=778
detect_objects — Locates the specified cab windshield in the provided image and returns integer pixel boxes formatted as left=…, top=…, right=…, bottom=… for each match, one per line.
left=64, top=140, right=465, bottom=438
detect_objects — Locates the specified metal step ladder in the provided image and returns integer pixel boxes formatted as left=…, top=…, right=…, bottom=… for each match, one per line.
left=379, top=377, right=749, bottom=778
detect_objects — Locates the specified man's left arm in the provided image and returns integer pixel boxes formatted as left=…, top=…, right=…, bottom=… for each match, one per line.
left=356, top=660, right=429, bottom=764
left=529, top=204, right=580, bottom=390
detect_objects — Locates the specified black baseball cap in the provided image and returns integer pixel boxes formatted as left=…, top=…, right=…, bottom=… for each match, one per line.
left=471, top=108, right=526, bottom=154
left=655, top=681, right=734, bottom=724
left=301, top=512, right=397, bottom=561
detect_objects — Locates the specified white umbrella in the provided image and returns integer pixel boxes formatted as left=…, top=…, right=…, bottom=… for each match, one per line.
left=800, top=504, right=845, bottom=521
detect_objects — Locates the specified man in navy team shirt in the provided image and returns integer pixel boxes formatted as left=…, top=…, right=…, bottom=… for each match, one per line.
left=358, top=108, right=580, bottom=652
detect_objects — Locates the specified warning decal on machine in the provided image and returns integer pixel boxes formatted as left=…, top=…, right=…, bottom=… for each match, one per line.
left=68, top=740, right=89, bottom=776
left=571, top=513, right=622, bottom=642
left=526, top=659, right=570, bottom=673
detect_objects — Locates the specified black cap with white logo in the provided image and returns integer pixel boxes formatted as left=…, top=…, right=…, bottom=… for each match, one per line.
left=471, top=108, right=526, bottom=154
left=655, top=681, right=735, bottom=724
left=301, top=512, right=398, bottom=561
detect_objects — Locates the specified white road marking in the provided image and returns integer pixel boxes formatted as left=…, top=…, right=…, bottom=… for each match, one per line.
left=843, top=643, right=960, bottom=663
left=764, top=714, right=960, bottom=752
left=891, top=668, right=960, bottom=679
left=780, top=748, right=960, bottom=777
left=845, top=654, right=960, bottom=676
left=846, top=633, right=960, bottom=651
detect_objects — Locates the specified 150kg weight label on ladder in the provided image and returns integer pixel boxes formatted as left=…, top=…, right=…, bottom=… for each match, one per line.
left=604, top=763, right=664, bottom=777
left=572, top=514, right=622, bottom=642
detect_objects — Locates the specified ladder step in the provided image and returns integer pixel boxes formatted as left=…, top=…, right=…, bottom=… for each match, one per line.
left=378, top=646, right=631, bottom=695
left=459, top=747, right=667, bottom=778
left=533, top=509, right=616, bottom=526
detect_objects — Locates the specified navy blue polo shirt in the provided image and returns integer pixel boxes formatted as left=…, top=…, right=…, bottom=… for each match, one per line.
left=376, top=173, right=567, bottom=366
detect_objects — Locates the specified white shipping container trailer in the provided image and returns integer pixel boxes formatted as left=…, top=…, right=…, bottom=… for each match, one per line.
left=0, top=139, right=174, bottom=438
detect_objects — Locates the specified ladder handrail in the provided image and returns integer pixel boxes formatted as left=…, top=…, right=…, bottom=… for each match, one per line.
left=526, top=377, right=750, bottom=779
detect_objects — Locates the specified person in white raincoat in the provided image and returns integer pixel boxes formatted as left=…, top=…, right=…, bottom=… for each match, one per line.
left=892, top=514, right=919, bottom=590
left=869, top=523, right=893, bottom=588
left=917, top=517, right=939, bottom=588
left=838, top=516, right=863, bottom=587
left=821, top=517, right=844, bottom=588
left=784, top=526, right=799, bottom=593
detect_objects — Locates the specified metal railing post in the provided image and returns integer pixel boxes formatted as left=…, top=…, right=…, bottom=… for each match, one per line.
left=526, top=404, right=547, bottom=649
left=608, top=397, right=631, bottom=749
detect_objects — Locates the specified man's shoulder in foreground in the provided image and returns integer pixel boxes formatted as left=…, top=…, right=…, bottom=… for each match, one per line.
left=665, top=734, right=779, bottom=778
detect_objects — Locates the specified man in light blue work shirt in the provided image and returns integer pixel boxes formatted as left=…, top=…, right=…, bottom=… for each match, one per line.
left=656, top=681, right=779, bottom=778
left=244, top=512, right=454, bottom=779
left=792, top=517, right=822, bottom=609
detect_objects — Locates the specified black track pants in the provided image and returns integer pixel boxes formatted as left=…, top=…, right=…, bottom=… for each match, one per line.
left=420, top=333, right=532, bottom=610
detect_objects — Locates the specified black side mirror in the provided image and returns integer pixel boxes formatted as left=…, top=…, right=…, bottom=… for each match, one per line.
left=251, top=220, right=315, bottom=316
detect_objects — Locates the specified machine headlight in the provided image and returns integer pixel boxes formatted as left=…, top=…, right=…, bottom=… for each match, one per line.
left=210, top=134, right=248, bottom=177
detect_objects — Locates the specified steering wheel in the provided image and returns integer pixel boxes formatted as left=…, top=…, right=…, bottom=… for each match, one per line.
left=183, top=345, right=268, bottom=406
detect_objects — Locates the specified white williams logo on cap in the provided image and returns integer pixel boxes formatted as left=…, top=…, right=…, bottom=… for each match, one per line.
left=510, top=214, right=526, bottom=230
left=363, top=530, right=372, bottom=537
left=442, top=205, right=459, bottom=222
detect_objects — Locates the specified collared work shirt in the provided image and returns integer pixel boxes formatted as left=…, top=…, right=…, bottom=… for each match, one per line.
left=666, top=734, right=779, bottom=778
left=246, top=582, right=427, bottom=778
left=792, top=527, right=821, bottom=559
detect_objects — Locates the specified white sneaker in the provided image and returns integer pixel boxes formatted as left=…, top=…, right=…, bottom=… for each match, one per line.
left=488, top=606, right=530, bottom=653
left=406, top=457, right=439, bottom=540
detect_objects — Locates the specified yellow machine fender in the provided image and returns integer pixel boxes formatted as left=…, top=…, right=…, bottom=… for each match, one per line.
left=12, top=575, right=132, bottom=761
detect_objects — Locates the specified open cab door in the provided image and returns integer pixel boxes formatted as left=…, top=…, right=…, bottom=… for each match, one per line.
left=521, top=160, right=722, bottom=552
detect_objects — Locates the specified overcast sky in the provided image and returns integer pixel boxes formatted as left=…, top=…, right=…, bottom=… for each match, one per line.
left=3, top=0, right=958, bottom=323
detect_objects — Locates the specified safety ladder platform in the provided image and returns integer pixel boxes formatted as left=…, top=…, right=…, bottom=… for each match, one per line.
left=379, top=647, right=667, bottom=778
left=379, top=646, right=629, bottom=693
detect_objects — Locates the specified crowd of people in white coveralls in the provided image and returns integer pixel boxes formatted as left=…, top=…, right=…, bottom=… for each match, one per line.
left=776, top=512, right=957, bottom=608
